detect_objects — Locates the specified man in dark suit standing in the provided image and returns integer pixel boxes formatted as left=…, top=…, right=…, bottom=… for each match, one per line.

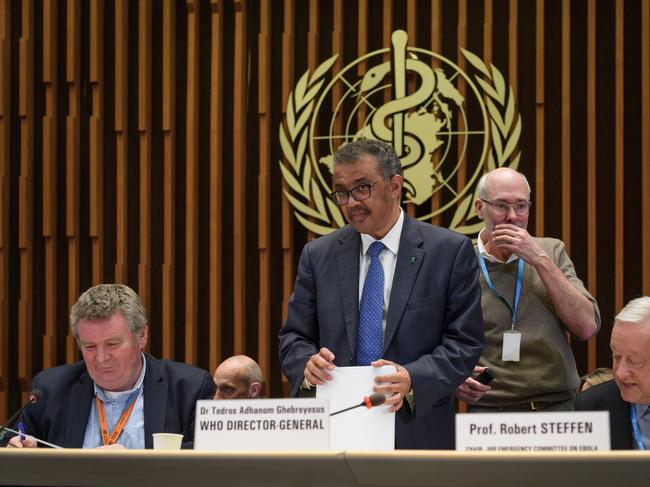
left=279, top=139, right=484, bottom=449
left=577, top=296, right=650, bottom=450
left=8, top=283, right=214, bottom=449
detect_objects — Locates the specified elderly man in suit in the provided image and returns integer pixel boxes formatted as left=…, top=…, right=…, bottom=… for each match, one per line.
left=279, top=139, right=484, bottom=449
left=8, top=284, right=214, bottom=449
left=577, top=296, right=650, bottom=449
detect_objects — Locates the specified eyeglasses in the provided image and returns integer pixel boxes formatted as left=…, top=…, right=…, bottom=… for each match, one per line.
left=480, top=198, right=532, bottom=216
left=330, top=178, right=389, bottom=206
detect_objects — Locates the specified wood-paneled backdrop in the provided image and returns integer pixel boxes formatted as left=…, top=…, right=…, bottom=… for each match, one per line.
left=0, top=0, right=648, bottom=420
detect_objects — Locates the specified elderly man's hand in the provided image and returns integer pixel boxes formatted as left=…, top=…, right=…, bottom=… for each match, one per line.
left=491, top=224, right=548, bottom=266
left=371, top=359, right=411, bottom=413
left=454, top=366, right=491, bottom=404
left=303, top=347, right=336, bottom=386
left=7, top=435, right=37, bottom=448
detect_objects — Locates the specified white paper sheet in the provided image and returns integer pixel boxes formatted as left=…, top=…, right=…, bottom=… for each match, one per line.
left=316, top=365, right=395, bottom=451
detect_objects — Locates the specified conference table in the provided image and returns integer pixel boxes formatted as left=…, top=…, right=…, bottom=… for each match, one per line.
left=0, top=449, right=648, bottom=487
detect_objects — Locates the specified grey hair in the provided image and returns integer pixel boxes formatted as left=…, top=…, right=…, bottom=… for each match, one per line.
left=333, top=139, right=403, bottom=178
left=70, top=284, right=148, bottom=341
left=477, top=169, right=532, bottom=199
left=615, top=296, right=650, bottom=324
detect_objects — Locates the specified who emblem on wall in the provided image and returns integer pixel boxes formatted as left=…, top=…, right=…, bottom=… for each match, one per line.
left=279, top=30, right=521, bottom=237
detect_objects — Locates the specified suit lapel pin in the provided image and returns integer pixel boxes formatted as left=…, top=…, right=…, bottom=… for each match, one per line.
left=410, top=256, right=417, bottom=263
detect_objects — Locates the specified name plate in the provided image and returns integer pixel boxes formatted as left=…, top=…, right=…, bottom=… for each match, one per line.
left=194, top=398, right=329, bottom=451
left=455, top=411, right=611, bottom=452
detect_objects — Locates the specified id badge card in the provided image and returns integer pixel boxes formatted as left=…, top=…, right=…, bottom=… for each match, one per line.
left=502, top=330, right=521, bottom=362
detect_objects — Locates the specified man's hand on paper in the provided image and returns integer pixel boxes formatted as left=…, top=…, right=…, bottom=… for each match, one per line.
left=371, top=359, right=411, bottom=412
left=304, top=347, right=336, bottom=386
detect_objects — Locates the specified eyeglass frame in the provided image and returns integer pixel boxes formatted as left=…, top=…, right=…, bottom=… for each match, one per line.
left=480, top=198, right=532, bottom=216
left=329, top=176, right=392, bottom=206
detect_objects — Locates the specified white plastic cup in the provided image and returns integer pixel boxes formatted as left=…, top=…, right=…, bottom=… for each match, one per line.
left=152, top=433, right=184, bottom=450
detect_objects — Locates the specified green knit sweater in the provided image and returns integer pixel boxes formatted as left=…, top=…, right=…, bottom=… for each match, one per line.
left=475, top=237, right=601, bottom=406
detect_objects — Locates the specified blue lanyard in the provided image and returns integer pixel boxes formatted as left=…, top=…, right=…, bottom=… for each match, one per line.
left=630, top=405, right=647, bottom=450
left=477, top=251, right=525, bottom=330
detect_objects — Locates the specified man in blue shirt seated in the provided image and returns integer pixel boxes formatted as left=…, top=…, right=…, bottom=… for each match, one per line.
left=8, top=283, right=214, bottom=449
left=576, top=296, right=650, bottom=450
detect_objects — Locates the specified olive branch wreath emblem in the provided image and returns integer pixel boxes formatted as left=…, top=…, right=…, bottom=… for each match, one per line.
left=279, top=48, right=521, bottom=237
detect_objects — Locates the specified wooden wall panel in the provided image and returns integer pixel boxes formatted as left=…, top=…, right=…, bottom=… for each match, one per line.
left=641, top=2, right=650, bottom=295
left=587, top=0, right=597, bottom=372
left=138, top=0, right=152, bottom=316
left=430, top=0, right=441, bottom=227
left=42, top=0, right=58, bottom=369
left=65, top=0, right=81, bottom=364
left=90, top=0, right=105, bottom=286
left=208, top=0, right=223, bottom=368
left=18, top=0, right=35, bottom=400
left=614, top=0, right=624, bottom=314
left=257, top=0, right=272, bottom=385
left=561, top=0, right=571, bottom=252
left=185, top=0, right=200, bottom=364
left=232, top=0, right=247, bottom=355
left=456, top=1, right=468, bottom=196
left=509, top=0, right=518, bottom=97
left=535, top=0, right=545, bottom=236
left=162, top=0, right=176, bottom=359
left=280, top=0, right=295, bottom=396
left=0, top=0, right=649, bottom=418
left=0, top=0, right=10, bottom=421
left=356, top=0, right=368, bottom=127
left=114, top=0, right=129, bottom=285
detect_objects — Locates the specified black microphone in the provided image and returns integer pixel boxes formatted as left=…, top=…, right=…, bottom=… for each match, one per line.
left=330, top=393, right=386, bottom=416
left=0, top=389, right=42, bottom=441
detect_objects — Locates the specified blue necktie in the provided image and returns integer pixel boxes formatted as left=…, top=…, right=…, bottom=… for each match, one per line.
left=356, top=241, right=385, bottom=366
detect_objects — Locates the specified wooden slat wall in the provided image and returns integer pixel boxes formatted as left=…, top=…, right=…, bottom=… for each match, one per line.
left=90, top=0, right=105, bottom=286
left=114, top=0, right=129, bottom=286
left=138, top=0, right=152, bottom=316
left=614, top=0, right=624, bottom=315
left=0, top=0, right=10, bottom=421
left=1, top=0, right=649, bottom=417
left=42, top=0, right=58, bottom=370
left=535, top=0, right=545, bottom=236
left=185, top=0, right=200, bottom=364
left=561, top=0, right=571, bottom=252
left=280, top=0, right=295, bottom=396
left=233, top=0, right=247, bottom=355
left=18, top=0, right=35, bottom=401
left=587, top=0, right=597, bottom=372
left=162, top=0, right=177, bottom=359
left=644, top=1, right=650, bottom=296
left=65, top=0, right=81, bottom=364
left=257, top=0, right=271, bottom=384
left=430, top=0, right=441, bottom=227
left=209, top=0, right=223, bottom=369
left=456, top=1, right=467, bottom=196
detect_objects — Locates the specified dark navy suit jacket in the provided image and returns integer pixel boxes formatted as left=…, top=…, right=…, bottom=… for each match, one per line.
left=576, top=379, right=634, bottom=450
left=20, top=353, right=214, bottom=448
left=279, top=215, right=484, bottom=449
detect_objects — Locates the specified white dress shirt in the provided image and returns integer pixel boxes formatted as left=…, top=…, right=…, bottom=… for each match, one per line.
left=359, top=208, right=405, bottom=335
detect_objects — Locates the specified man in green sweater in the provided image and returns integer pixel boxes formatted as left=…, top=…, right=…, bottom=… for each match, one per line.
left=455, top=167, right=600, bottom=411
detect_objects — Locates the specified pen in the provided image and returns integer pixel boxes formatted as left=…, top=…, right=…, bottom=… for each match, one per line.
left=18, top=421, right=25, bottom=441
